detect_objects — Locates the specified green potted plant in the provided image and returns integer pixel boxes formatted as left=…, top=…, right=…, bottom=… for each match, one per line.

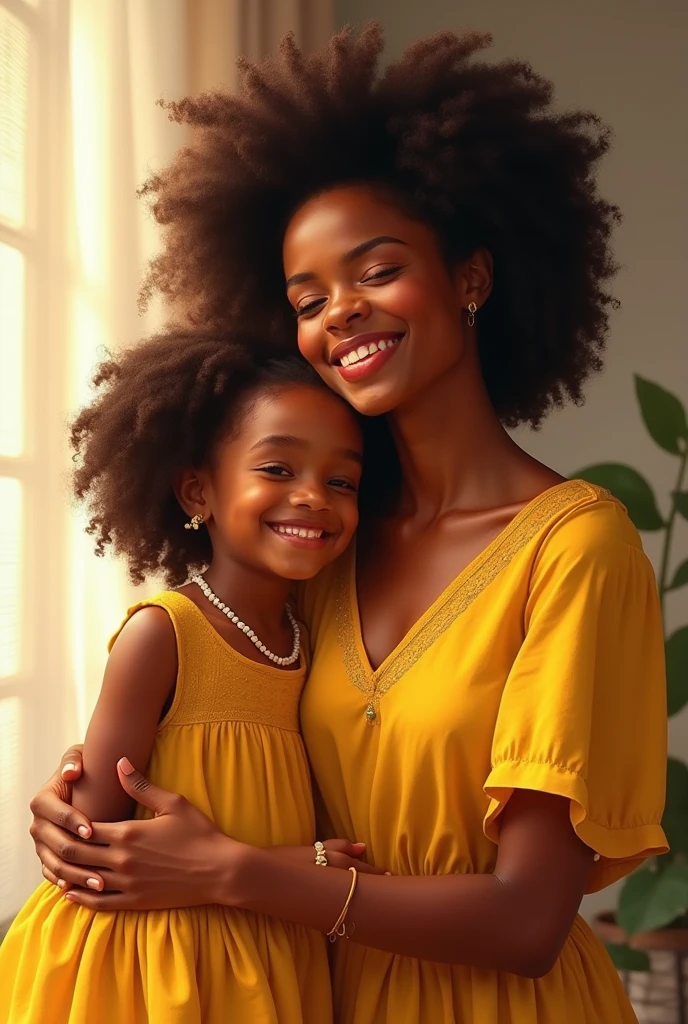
left=574, top=376, right=688, bottom=1017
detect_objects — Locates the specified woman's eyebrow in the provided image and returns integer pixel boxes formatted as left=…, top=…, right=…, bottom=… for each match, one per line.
left=285, top=236, right=408, bottom=289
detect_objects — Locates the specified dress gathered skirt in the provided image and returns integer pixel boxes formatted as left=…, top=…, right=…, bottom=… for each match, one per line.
left=0, top=592, right=332, bottom=1024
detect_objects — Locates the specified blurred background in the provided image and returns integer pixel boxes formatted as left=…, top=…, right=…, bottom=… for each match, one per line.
left=0, top=0, right=686, bottom=938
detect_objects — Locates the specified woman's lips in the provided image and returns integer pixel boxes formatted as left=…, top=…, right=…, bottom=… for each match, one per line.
left=333, top=333, right=404, bottom=383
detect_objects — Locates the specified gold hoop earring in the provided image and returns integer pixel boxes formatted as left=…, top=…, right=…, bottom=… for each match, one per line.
left=467, top=302, right=477, bottom=328
left=184, top=514, right=204, bottom=531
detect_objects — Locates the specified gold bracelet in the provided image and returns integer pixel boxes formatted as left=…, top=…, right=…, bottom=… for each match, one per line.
left=314, top=841, right=328, bottom=867
left=327, top=866, right=358, bottom=943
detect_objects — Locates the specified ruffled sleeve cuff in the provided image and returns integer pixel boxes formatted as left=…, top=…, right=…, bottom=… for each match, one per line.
left=483, top=758, right=668, bottom=893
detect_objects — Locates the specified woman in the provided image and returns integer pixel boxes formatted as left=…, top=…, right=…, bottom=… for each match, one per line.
left=28, top=26, right=666, bottom=1023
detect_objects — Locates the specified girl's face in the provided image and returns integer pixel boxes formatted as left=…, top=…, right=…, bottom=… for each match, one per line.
left=283, top=185, right=488, bottom=417
left=190, top=384, right=362, bottom=581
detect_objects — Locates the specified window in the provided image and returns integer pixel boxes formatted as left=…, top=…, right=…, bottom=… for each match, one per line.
left=0, top=0, right=68, bottom=924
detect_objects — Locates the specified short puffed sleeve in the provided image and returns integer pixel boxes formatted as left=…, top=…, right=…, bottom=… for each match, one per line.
left=483, top=500, right=668, bottom=892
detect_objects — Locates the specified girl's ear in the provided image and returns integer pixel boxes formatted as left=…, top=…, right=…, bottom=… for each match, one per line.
left=174, top=468, right=209, bottom=522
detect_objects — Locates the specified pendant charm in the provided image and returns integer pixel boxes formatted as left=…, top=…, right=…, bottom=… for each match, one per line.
left=365, top=704, right=376, bottom=723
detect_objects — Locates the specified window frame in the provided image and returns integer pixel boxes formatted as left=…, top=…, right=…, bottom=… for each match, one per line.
left=0, top=0, right=71, bottom=923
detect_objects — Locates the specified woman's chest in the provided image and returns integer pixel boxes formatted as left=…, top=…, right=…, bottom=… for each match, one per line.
left=355, top=511, right=524, bottom=671
left=302, top=574, right=527, bottom=748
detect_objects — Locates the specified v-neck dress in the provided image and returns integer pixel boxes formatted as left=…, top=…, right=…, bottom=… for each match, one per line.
left=299, top=480, right=667, bottom=1023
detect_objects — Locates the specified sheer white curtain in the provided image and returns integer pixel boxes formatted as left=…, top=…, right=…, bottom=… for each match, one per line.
left=2, top=0, right=334, bottom=922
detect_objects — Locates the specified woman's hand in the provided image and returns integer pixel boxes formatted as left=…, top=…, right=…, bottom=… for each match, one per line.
left=49, top=758, right=238, bottom=911
left=269, top=838, right=388, bottom=874
left=30, top=745, right=95, bottom=889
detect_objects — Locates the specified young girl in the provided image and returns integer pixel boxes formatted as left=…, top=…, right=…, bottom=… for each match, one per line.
left=0, top=329, right=370, bottom=1022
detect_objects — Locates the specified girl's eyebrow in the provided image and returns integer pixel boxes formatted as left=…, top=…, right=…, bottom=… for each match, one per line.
left=285, top=236, right=408, bottom=289
left=250, top=434, right=363, bottom=464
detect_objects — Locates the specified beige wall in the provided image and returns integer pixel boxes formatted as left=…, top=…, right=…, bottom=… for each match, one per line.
left=335, top=0, right=688, bottom=919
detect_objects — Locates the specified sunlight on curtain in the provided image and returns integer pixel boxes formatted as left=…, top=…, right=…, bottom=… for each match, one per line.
left=66, top=0, right=188, bottom=732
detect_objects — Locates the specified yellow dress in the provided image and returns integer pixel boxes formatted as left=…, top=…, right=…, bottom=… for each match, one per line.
left=0, top=591, right=331, bottom=1024
left=300, top=480, right=668, bottom=1024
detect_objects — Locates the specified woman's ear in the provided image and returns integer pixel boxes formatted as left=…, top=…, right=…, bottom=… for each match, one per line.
left=455, top=247, right=493, bottom=310
left=174, top=468, right=209, bottom=522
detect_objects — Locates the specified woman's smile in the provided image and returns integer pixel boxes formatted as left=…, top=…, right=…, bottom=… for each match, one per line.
left=330, top=331, right=405, bottom=382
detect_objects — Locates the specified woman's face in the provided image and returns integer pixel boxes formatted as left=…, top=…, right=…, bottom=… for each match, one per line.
left=283, top=185, right=481, bottom=417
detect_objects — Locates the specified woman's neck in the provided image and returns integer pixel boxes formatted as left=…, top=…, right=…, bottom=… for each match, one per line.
left=388, top=351, right=540, bottom=521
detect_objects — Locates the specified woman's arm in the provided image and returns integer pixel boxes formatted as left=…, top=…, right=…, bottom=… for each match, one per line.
left=232, top=788, right=595, bottom=977
left=70, top=606, right=177, bottom=824
left=59, top=767, right=593, bottom=977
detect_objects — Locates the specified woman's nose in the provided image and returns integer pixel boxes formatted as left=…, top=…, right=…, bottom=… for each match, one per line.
left=324, top=293, right=372, bottom=334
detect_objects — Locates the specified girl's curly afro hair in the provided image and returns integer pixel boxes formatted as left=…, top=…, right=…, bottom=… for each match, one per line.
left=139, top=23, right=620, bottom=428
left=70, top=330, right=326, bottom=586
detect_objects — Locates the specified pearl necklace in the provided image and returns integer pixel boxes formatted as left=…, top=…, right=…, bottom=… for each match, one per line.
left=191, top=574, right=300, bottom=666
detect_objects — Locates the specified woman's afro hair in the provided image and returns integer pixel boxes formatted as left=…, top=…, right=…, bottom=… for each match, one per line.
left=70, top=329, right=325, bottom=586
left=139, top=23, right=621, bottom=428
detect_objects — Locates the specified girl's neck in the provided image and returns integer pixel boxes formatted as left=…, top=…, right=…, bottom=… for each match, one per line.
left=388, top=349, right=535, bottom=521
left=201, top=559, right=293, bottom=635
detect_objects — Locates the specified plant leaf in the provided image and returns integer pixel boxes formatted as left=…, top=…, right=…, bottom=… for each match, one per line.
left=574, top=464, right=665, bottom=531
left=635, top=376, right=688, bottom=454
left=618, top=863, right=688, bottom=935
left=605, top=943, right=651, bottom=972
left=674, top=493, right=688, bottom=522
left=668, top=559, right=688, bottom=591
left=662, top=758, right=688, bottom=853
left=667, top=627, right=688, bottom=716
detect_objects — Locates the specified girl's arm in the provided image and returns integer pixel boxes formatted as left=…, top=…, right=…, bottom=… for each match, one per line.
left=71, top=607, right=177, bottom=822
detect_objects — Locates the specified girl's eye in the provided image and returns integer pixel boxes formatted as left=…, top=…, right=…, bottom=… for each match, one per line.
left=295, top=298, right=326, bottom=319
left=329, top=478, right=358, bottom=492
left=259, top=465, right=292, bottom=477
left=361, top=265, right=402, bottom=284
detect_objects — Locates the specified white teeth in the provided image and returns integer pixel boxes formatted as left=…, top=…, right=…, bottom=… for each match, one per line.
left=272, top=524, right=323, bottom=539
left=337, top=336, right=401, bottom=367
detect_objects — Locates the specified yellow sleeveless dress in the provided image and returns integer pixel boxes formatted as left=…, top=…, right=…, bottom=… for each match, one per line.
left=300, top=481, right=668, bottom=1023
left=0, top=591, right=332, bottom=1024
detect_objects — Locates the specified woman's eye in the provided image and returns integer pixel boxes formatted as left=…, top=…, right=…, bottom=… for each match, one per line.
left=295, top=298, right=326, bottom=319
left=361, top=266, right=402, bottom=284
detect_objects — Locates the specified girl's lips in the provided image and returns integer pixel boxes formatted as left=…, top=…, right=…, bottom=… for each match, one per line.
left=334, top=334, right=404, bottom=383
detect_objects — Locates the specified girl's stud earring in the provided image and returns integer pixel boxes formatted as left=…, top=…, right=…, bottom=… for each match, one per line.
left=467, top=301, right=477, bottom=328
left=184, top=514, right=204, bottom=531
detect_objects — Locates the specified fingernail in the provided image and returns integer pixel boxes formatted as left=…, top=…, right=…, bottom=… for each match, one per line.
left=77, top=825, right=91, bottom=839
left=86, top=878, right=101, bottom=890
left=385, top=872, right=391, bottom=876
left=354, top=842, right=366, bottom=848
left=118, top=756, right=134, bottom=775
left=61, top=762, right=77, bottom=777
left=64, top=893, right=75, bottom=901
left=57, top=879, right=67, bottom=889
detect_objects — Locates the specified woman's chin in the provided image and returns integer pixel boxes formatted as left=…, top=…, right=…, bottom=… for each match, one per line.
left=332, top=380, right=405, bottom=418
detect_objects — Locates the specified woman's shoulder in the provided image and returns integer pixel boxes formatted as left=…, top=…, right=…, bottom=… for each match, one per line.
left=536, top=479, right=642, bottom=555
left=525, top=480, right=652, bottom=591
